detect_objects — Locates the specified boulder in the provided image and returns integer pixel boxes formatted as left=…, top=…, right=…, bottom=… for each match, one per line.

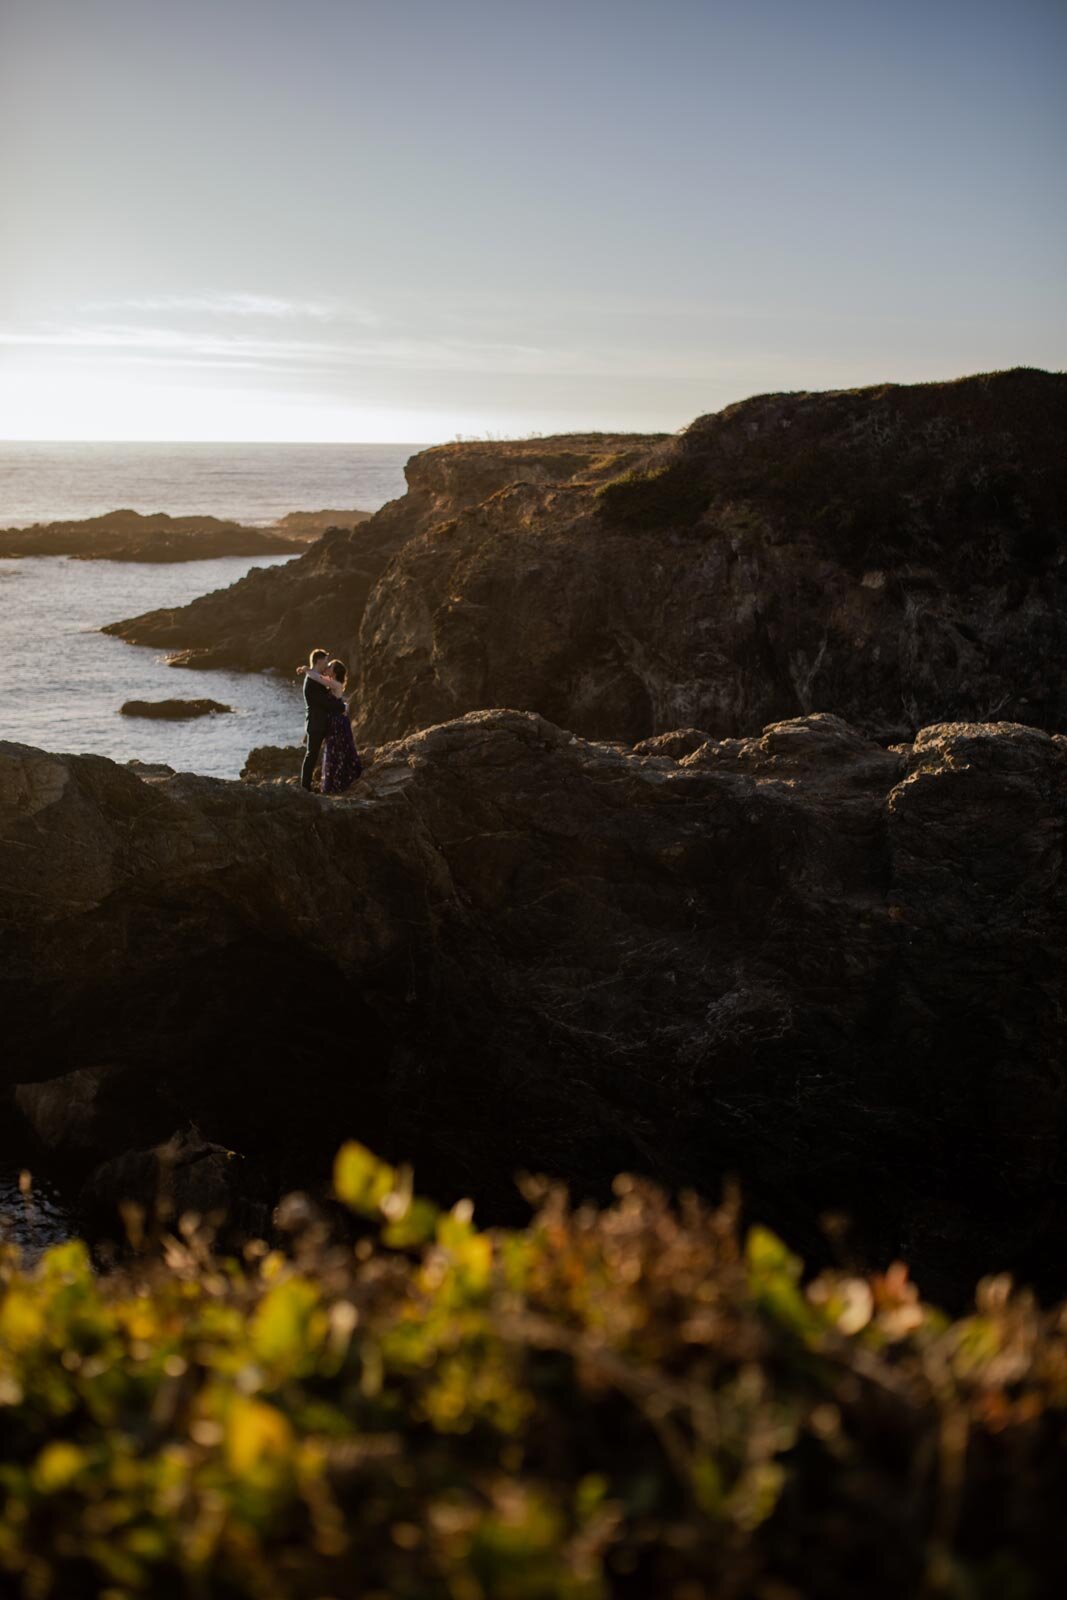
left=240, top=744, right=304, bottom=782
left=1, top=712, right=1064, bottom=1305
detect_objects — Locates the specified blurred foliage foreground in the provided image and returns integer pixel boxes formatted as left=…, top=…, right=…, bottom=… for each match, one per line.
left=1, top=1146, right=1065, bottom=1600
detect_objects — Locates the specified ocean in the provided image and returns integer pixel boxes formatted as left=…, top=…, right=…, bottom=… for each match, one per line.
left=0, top=440, right=418, bottom=527
left=0, top=441, right=419, bottom=780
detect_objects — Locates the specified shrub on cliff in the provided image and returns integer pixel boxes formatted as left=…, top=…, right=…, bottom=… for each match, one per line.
left=595, top=461, right=712, bottom=531
left=0, top=1145, right=1064, bottom=1598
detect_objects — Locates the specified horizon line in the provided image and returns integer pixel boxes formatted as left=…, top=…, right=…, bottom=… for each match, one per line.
left=0, top=437, right=441, bottom=447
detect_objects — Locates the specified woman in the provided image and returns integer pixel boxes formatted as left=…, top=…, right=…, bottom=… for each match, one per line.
left=319, top=659, right=363, bottom=794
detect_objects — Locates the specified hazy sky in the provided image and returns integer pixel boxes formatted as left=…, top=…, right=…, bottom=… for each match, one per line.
left=1, top=0, right=1063, bottom=441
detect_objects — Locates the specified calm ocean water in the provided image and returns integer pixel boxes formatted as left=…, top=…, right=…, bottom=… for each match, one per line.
left=0, top=440, right=418, bottom=527
left=0, top=441, right=421, bottom=779
left=0, top=553, right=305, bottom=776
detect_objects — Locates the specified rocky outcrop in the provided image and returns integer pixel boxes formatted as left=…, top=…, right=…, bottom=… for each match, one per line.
left=2, top=711, right=1064, bottom=1304
left=104, top=369, right=1067, bottom=743
left=355, top=368, right=1067, bottom=745
left=239, top=742, right=378, bottom=784
left=102, top=435, right=658, bottom=669
left=0, top=509, right=319, bottom=561
left=120, top=698, right=232, bottom=719
left=275, top=509, right=372, bottom=535
left=239, top=744, right=304, bottom=782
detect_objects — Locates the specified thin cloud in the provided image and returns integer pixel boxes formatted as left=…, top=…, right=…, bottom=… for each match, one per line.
left=0, top=321, right=580, bottom=374
left=85, top=292, right=378, bottom=323
left=0, top=318, right=748, bottom=380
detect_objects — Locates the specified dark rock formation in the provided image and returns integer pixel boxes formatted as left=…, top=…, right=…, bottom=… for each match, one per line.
left=632, top=728, right=712, bottom=760
left=120, top=698, right=232, bottom=719
left=103, top=369, right=1067, bottom=743
left=102, top=435, right=657, bottom=669
left=240, top=742, right=378, bottom=784
left=2, top=710, right=1064, bottom=1305
left=240, top=744, right=304, bottom=782
left=0, top=509, right=318, bottom=562
left=78, top=1128, right=269, bottom=1248
left=355, top=368, right=1067, bottom=745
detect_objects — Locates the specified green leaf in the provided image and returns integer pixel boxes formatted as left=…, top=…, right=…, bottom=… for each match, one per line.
left=333, top=1141, right=396, bottom=1216
left=250, top=1278, right=322, bottom=1370
left=382, top=1195, right=440, bottom=1250
left=746, top=1226, right=820, bottom=1340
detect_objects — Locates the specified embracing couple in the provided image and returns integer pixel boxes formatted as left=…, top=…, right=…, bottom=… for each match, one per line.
left=296, top=648, right=363, bottom=794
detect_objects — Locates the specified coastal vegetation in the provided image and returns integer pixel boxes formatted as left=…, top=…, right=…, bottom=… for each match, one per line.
left=1, top=1142, right=1063, bottom=1599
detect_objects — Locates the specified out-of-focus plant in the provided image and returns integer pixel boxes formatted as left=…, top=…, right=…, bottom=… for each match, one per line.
left=0, top=1141, right=1063, bottom=1598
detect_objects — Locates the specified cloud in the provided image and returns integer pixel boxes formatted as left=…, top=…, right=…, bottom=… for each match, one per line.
left=0, top=314, right=763, bottom=384
left=85, top=292, right=364, bottom=322
left=0, top=320, right=604, bottom=376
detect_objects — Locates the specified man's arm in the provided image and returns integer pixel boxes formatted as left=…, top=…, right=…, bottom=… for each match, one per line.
left=304, top=677, right=331, bottom=713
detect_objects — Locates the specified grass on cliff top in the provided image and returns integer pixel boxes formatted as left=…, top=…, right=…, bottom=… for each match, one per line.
left=1, top=1143, right=1065, bottom=1599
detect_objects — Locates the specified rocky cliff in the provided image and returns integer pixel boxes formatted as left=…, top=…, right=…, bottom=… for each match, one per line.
left=105, top=370, right=1066, bottom=743
left=3, top=711, right=1064, bottom=1304
left=104, top=435, right=652, bottom=667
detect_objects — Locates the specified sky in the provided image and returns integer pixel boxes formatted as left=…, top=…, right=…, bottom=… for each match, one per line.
left=0, top=0, right=1063, bottom=443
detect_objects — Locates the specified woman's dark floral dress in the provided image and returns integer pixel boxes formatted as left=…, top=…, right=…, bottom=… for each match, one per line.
left=321, top=698, right=363, bottom=793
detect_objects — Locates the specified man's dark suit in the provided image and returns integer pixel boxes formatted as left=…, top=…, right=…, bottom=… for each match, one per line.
left=301, top=673, right=335, bottom=790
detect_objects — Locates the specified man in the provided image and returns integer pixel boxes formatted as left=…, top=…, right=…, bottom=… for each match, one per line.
left=300, top=647, right=335, bottom=790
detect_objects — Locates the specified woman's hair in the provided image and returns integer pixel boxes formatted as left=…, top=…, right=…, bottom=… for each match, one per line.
left=309, top=647, right=329, bottom=666
left=328, top=658, right=348, bottom=685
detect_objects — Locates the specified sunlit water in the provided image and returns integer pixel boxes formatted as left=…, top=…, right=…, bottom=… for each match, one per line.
left=0, top=441, right=417, bottom=526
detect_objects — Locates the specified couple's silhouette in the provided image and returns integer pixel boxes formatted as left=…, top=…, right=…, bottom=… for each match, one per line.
left=299, top=648, right=362, bottom=793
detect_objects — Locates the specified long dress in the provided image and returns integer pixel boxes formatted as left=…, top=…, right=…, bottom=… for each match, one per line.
left=321, top=696, right=363, bottom=794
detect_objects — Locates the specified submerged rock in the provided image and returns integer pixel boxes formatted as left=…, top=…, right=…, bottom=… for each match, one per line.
left=1, top=712, right=1064, bottom=1304
left=120, top=698, right=232, bottom=719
